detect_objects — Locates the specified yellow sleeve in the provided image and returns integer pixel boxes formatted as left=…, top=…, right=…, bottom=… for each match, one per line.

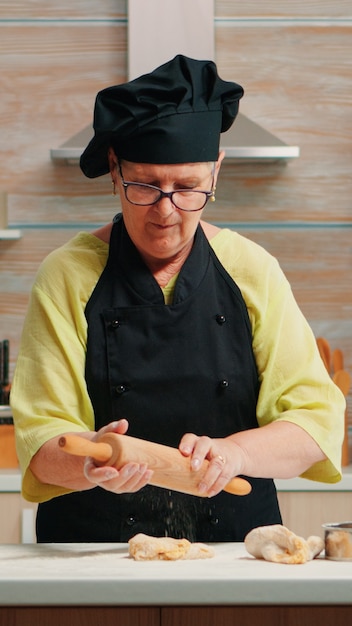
left=10, top=234, right=108, bottom=502
left=212, top=229, right=345, bottom=484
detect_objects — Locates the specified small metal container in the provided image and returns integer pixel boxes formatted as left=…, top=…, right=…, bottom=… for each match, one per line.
left=323, top=522, right=352, bottom=560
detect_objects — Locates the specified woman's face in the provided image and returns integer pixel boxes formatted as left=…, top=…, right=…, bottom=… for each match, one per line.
left=109, top=150, right=224, bottom=268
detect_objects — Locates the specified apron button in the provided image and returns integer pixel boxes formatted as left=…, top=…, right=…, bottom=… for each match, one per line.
left=219, top=379, right=229, bottom=389
left=115, top=383, right=128, bottom=395
left=110, top=319, right=120, bottom=328
left=216, top=314, right=226, bottom=324
left=126, top=516, right=137, bottom=526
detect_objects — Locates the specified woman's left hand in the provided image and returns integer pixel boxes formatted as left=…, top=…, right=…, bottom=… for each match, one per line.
left=179, top=433, right=246, bottom=497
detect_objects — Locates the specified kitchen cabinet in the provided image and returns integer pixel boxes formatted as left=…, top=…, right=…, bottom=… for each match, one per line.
left=276, top=468, right=352, bottom=537
left=0, top=492, right=36, bottom=543
left=0, top=471, right=36, bottom=543
left=0, top=606, right=350, bottom=626
left=278, top=491, right=352, bottom=537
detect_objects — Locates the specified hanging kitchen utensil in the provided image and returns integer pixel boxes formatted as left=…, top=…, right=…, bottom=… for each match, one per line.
left=333, top=370, right=351, bottom=397
left=332, top=348, right=344, bottom=374
left=0, top=339, right=10, bottom=405
left=316, top=337, right=331, bottom=374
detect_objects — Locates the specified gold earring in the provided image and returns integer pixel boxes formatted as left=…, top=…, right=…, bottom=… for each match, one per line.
left=111, top=180, right=116, bottom=196
left=210, top=186, right=216, bottom=202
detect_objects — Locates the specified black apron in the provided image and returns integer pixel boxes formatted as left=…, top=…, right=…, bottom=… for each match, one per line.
left=37, top=215, right=281, bottom=542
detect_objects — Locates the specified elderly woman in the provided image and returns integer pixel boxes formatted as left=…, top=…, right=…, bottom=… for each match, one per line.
left=11, top=55, right=345, bottom=543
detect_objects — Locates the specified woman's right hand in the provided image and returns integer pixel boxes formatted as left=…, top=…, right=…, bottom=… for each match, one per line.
left=83, top=419, right=154, bottom=493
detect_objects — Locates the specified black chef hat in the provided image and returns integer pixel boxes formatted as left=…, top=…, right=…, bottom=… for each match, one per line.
left=80, top=54, right=244, bottom=178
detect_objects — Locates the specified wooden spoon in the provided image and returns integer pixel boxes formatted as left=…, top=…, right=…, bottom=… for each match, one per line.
left=333, top=370, right=351, bottom=397
left=332, top=348, right=344, bottom=374
left=316, top=337, right=331, bottom=374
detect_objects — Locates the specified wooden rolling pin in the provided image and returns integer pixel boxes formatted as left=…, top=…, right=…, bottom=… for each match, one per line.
left=59, top=432, right=252, bottom=497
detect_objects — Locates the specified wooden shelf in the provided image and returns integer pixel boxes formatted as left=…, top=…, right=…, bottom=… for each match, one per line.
left=0, top=229, right=21, bottom=240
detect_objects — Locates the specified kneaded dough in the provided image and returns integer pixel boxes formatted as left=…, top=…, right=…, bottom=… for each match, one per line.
left=244, top=524, right=324, bottom=564
left=128, top=533, right=215, bottom=561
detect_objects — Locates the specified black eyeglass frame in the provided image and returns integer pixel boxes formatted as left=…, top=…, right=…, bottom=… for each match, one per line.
left=117, top=161, right=215, bottom=212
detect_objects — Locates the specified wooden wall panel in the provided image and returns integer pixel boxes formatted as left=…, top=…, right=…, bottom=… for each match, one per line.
left=0, top=22, right=126, bottom=194
left=2, top=228, right=351, bottom=322
left=215, top=1, right=352, bottom=18
left=0, top=4, right=351, bottom=434
left=209, top=160, right=351, bottom=224
left=214, top=25, right=352, bottom=222
left=0, top=228, right=84, bottom=381
left=9, top=193, right=120, bottom=225
left=0, top=0, right=127, bottom=19
left=2, top=0, right=351, bottom=20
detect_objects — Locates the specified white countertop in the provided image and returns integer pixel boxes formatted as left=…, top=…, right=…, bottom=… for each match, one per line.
left=1, top=467, right=352, bottom=493
left=0, top=542, right=351, bottom=606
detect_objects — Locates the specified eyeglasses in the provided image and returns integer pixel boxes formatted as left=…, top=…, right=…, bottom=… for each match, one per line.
left=118, top=162, right=215, bottom=212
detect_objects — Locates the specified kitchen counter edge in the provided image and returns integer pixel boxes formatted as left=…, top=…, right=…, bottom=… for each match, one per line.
left=1, top=467, right=352, bottom=493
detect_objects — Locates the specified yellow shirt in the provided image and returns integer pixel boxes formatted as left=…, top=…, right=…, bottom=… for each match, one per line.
left=11, top=227, right=345, bottom=502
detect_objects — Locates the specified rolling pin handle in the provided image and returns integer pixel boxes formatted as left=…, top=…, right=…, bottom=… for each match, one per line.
left=59, top=435, right=113, bottom=463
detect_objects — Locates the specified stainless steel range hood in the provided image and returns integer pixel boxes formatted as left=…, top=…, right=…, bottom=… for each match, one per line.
left=220, top=114, right=299, bottom=162
left=50, top=0, right=299, bottom=165
left=50, top=114, right=299, bottom=164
